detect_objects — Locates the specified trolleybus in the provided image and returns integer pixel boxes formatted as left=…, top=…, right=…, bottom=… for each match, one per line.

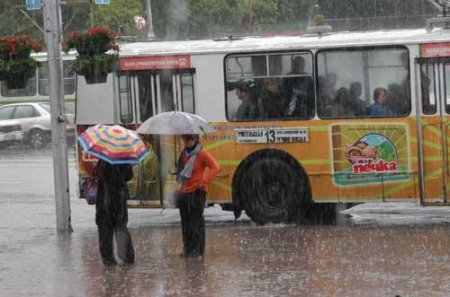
left=75, top=22, right=450, bottom=224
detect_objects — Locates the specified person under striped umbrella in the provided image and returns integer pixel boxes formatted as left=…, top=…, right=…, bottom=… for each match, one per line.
left=77, top=124, right=150, bottom=265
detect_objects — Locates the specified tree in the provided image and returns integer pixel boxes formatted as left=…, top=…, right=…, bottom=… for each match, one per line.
left=0, top=0, right=442, bottom=42
left=92, top=0, right=144, bottom=36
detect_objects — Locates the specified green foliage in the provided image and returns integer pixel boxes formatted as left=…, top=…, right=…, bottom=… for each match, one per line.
left=72, top=54, right=117, bottom=75
left=187, top=0, right=242, bottom=38
left=0, top=0, right=442, bottom=42
left=0, top=57, right=40, bottom=89
left=93, top=0, right=143, bottom=35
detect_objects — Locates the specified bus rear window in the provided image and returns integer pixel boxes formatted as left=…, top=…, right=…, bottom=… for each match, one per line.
left=38, top=61, right=75, bottom=96
left=317, top=47, right=411, bottom=119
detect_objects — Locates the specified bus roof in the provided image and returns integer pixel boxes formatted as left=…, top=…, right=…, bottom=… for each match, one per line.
left=118, top=27, right=450, bottom=57
left=31, top=50, right=77, bottom=61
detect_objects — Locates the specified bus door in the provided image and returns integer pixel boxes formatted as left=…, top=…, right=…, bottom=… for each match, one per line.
left=416, top=53, right=450, bottom=203
left=117, top=66, right=196, bottom=206
left=153, top=69, right=196, bottom=207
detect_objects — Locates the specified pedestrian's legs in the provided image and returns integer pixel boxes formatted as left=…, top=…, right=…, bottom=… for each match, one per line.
left=183, top=190, right=206, bottom=256
left=115, top=226, right=135, bottom=264
left=114, top=193, right=135, bottom=264
left=178, top=192, right=192, bottom=255
left=96, top=213, right=116, bottom=265
left=95, top=183, right=116, bottom=265
left=188, top=189, right=206, bottom=256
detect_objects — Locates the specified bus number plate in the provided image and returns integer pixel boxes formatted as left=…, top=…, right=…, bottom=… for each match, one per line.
left=236, top=128, right=309, bottom=144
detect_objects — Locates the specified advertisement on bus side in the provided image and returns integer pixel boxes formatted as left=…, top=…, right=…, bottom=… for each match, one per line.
left=331, top=123, right=410, bottom=186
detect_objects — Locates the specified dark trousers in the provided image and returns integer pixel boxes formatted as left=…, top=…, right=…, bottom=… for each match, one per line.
left=178, top=189, right=206, bottom=256
left=96, top=189, right=135, bottom=264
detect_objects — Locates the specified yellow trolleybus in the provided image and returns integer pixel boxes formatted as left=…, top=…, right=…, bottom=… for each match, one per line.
left=75, top=23, right=450, bottom=224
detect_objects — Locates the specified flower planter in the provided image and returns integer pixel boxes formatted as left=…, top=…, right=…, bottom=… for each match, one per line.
left=74, top=54, right=117, bottom=85
left=0, top=68, right=9, bottom=81
left=5, top=70, right=32, bottom=89
left=64, top=26, right=119, bottom=84
left=0, top=35, right=42, bottom=89
left=83, top=69, right=108, bottom=84
left=0, top=52, right=9, bottom=61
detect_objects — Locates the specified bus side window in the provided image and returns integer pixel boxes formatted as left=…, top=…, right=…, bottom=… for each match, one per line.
left=317, top=47, right=411, bottom=119
left=118, top=74, right=133, bottom=123
left=181, top=72, right=195, bottom=113
left=225, top=52, right=314, bottom=121
left=38, top=61, right=50, bottom=96
left=138, top=71, right=154, bottom=121
left=445, top=64, right=450, bottom=115
left=38, top=61, right=75, bottom=96
left=63, top=61, right=75, bottom=95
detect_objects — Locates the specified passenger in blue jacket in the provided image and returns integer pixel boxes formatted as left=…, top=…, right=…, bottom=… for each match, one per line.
left=368, top=87, right=393, bottom=117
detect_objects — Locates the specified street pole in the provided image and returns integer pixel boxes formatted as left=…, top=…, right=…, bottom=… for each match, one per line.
left=43, top=0, right=72, bottom=232
left=146, top=0, right=155, bottom=39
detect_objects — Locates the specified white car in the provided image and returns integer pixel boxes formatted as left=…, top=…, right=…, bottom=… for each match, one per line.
left=0, top=120, right=24, bottom=147
left=0, top=102, right=75, bottom=149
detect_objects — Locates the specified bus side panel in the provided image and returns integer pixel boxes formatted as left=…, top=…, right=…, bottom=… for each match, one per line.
left=421, top=115, right=447, bottom=200
left=204, top=118, right=419, bottom=204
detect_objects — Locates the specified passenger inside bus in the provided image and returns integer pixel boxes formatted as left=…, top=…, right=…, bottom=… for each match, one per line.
left=282, top=56, right=314, bottom=118
left=317, top=73, right=337, bottom=117
left=255, top=77, right=287, bottom=119
left=326, top=87, right=355, bottom=117
left=368, top=87, right=394, bottom=116
left=349, top=81, right=368, bottom=116
left=387, top=83, right=407, bottom=116
left=234, top=80, right=257, bottom=120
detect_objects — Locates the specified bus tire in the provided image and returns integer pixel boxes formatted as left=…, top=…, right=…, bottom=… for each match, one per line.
left=234, top=149, right=312, bottom=225
left=28, top=129, right=46, bottom=149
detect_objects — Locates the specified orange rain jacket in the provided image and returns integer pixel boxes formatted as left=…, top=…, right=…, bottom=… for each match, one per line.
left=178, top=149, right=220, bottom=193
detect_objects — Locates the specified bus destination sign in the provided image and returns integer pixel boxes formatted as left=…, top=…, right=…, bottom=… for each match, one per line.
left=235, top=128, right=309, bottom=144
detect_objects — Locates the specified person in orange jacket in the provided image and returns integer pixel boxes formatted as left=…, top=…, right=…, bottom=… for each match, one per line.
left=175, top=134, right=220, bottom=257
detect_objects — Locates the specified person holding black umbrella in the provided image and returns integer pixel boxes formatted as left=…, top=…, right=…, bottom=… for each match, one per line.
left=175, top=134, right=220, bottom=258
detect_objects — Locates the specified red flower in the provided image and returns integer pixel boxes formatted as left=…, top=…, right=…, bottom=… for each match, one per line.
left=0, top=34, right=43, bottom=59
left=64, top=26, right=120, bottom=55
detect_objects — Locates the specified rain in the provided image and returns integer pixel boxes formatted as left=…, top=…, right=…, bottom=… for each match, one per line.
left=1, top=146, right=450, bottom=296
left=2, top=1, right=450, bottom=297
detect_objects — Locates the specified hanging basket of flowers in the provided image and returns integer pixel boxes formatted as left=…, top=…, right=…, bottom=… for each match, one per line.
left=5, top=58, right=40, bottom=89
left=64, top=26, right=119, bottom=84
left=0, top=35, right=43, bottom=89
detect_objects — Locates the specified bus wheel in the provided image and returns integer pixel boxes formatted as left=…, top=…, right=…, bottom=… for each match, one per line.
left=28, top=129, right=46, bottom=149
left=238, top=150, right=311, bottom=225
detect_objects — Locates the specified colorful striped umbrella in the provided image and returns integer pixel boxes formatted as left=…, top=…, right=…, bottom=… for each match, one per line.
left=77, top=124, right=151, bottom=165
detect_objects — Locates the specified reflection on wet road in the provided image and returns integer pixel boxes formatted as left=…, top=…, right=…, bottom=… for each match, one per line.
left=76, top=225, right=450, bottom=297
left=1, top=149, right=450, bottom=296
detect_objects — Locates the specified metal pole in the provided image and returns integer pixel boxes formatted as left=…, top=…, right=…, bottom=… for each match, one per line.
left=90, top=1, right=94, bottom=27
left=146, top=0, right=155, bottom=39
left=43, top=0, right=72, bottom=232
